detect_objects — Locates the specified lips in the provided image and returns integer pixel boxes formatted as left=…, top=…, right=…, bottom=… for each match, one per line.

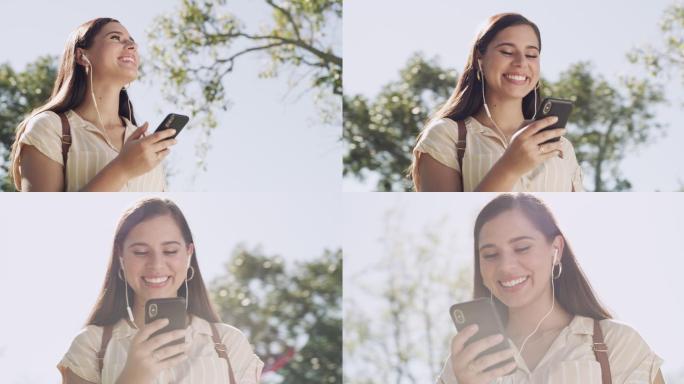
left=502, top=73, right=529, bottom=85
left=499, top=275, right=529, bottom=290
left=118, top=55, right=137, bottom=66
left=142, top=275, right=170, bottom=288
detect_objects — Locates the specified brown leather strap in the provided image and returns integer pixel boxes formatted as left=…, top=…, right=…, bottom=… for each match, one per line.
left=58, top=112, right=72, bottom=191
left=456, top=120, right=467, bottom=188
left=210, top=322, right=237, bottom=384
left=593, top=319, right=612, bottom=384
left=97, top=324, right=113, bottom=375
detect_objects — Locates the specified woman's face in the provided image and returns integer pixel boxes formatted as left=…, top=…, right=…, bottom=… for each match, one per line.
left=479, top=24, right=540, bottom=100
left=120, top=214, right=194, bottom=305
left=477, top=209, right=561, bottom=309
left=83, top=21, right=139, bottom=84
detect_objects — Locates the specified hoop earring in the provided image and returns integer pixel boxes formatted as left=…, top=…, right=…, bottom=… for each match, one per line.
left=186, top=266, right=195, bottom=282
left=553, top=263, right=562, bottom=279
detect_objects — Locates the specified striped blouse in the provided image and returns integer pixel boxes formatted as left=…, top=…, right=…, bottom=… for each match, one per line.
left=18, top=110, right=166, bottom=191
left=437, top=315, right=663, bottom=384
left=414, top=117, right=585, bottom=192
left=58, top=316, right=263, bottom=384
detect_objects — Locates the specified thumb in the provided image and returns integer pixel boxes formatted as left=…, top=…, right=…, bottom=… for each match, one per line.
left=128, top=122, right=149, bottom=142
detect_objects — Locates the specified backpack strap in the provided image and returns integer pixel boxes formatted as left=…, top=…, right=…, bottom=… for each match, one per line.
left=455, top=119, right=467, bottom=189
left=210, top=322, right=237, bottom=384
left=58, top=112, right=72, bottom=192
left=592, top=319, right=612, bottom=384
left=97, top=324, right=114, bottom=375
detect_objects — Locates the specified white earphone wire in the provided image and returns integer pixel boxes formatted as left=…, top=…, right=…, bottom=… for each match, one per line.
left=120, top=258, right=138, bottom=329
left=518, top=249, right=558, bottom=356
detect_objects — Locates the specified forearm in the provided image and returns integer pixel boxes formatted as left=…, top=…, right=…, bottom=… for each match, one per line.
left=475, top=160, right=520, bottom=192
left=80, top=159, right=129, bottom=192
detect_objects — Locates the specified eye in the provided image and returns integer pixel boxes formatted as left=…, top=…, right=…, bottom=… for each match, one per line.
left=133, top=251, right=148, bottom=256
left=525, top=54, right=538, bottom=59
left=110, top=35, right=121, bottom=40
left=482, top=253, right=498, bottom=259
left=163, top=250, right=179, bottom=256
left=500, top=51, right=513, bottom=56
left=514, top=246, right=531, bottom=253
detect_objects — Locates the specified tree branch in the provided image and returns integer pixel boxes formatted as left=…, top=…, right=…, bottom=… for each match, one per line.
left=265, top=0, right=302, bottom=41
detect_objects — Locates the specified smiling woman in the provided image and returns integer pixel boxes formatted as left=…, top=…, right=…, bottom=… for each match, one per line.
left=410, top=13, right=584, bottom=192
left=58, top=197, right=262, bottom=384
left=439, top=193, right=664, bottom=384
left=9, top=18, right=176, bottom=192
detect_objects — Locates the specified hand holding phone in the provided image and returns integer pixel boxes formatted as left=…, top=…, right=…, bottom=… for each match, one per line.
left=447, top=298, right=517, bottom=382
left=154, top=113, right=189, bottom=139
left=533, top=98, right=573, bottom=144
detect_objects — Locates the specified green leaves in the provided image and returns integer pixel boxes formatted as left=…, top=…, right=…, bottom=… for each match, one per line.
left=211, top=246, right=341, bottom=383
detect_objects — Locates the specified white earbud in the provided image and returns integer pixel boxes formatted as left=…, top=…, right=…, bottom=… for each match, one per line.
left=477, top=59, right=483, bottom=73
left=553, top=248, right=559, bottom=265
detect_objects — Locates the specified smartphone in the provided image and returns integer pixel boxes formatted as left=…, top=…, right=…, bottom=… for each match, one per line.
left=153, top=113, right=189, bottom=139
left=450, top=298, right=515, bottom=373
left=533, top=97, right=573, bottom=144
left=145, top=297, right=187, bottom=347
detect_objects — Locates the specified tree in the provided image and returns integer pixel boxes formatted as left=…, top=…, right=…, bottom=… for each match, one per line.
left=210, top=245, right=341, bottom=384
left=146, top=0, right=342, bottom=137
left=343, top=53, right=665, bottom=191
left=344, top=208, right=472, bottom=384
left=0, top=56, right=57, bottom=191
left=628, top=2, right=684, bottom=86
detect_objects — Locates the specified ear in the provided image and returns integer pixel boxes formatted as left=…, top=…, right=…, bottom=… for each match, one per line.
left=75, top=48, right=90, bottom=67
left=186, top=243, right=195, bottom=266
left=552, top=235, right=565, bottom=264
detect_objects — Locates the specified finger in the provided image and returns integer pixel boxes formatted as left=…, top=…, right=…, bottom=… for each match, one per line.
left=532, top=128, right=565, bottom=145
left=145, top=328, right=187, bottom=351
left=150, top=138, right=177, bottom=153
left=451, top=324, right=479, bottom=356
left=158, top=352, right=188, bottom=370
left=480, top=360, right=517, bottom=381
left=127, top=122, right=149, bottom=142
left=147, top=128, right=177, bottom=143
left=459, top=333, right=506, bottom=364
left=154, top=340, right=189, bottom=361
left=539, top=141, right=564, bottom=159
left=471, top=348, right=516, bottom=373
left=155, top=148, right=171, bottom=162
left=521, top=116, right=559, bottom=138
left=134, top=318, right=169, bottom=343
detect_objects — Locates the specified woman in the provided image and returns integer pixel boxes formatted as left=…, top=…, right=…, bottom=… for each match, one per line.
left=10, top=18, right=175, bottom=191
left=412, top=13, right=584, bottom=192
left=438, top=194, right=663, bottom=383
left=59, top=198, right=263, bottom=383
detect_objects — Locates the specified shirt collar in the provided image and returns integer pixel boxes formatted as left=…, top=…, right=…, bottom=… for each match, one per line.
left=567, top=314, right=596, bottom=336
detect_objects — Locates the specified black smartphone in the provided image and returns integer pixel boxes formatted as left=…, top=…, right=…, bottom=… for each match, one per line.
left=153, top=113, right=189, bottom=139
left=450, top=298, right=515, bottom=373
left=145, top=297, right=187, bottom=347
left=533, top=97, right=573, bottom=144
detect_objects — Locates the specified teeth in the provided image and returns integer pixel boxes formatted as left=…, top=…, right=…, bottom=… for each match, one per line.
left=500, top=276, right=528, bottom=287
left=119, top=57, right=134, bottom=63
left=143, top=276, right=169, bottom=284
left=505, top=74, right=527, bottom=81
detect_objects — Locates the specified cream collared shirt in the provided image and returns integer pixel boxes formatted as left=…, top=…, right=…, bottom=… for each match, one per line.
left=18, top=110, right=166, bottom=191
left=58, top=316, right=263, bottom=384
left=414, top=117, right=585, bottom=192
left=437, top=315, right=663, bottom=384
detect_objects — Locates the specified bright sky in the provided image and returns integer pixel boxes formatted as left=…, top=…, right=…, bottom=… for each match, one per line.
left=344, top=193, right=684, bottom=381
left=0, top=0, right=342, bottom=192
left=343, top=0, right=684, bottom=192
left=0, top=192, right=341, bottom=383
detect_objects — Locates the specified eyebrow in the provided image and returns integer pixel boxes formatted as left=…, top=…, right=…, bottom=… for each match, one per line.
left=127, top=241, right=181, bottom=248
left=478, top=236, right=535, bottom=251
left=105, top=31, right=135, bottom=42
left=494, top=42, right=539, bottom=51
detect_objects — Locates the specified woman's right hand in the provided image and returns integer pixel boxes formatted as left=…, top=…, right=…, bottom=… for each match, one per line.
left=115, top=319, right=188, bottom=384
left=499, top=116, right=566, bottom=177
left=114, top=123, right=177, bottom=180
left=449, top=324, right=517, bottom=384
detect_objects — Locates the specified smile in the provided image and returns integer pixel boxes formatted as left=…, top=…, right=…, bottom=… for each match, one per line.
left=118, top=56, right=136, bottom=65
left=142, top=276, right=170, bottom=287
left=502, top=73, right=529, bottom=84
left=499, top=275, right=529, bottom=288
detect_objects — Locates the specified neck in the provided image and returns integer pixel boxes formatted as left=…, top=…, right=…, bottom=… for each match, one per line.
left=74, top=77, right=124, bottom=129
left=476, top=89, right=526, bottom=135
left=505, top=290, right=572, bottom=341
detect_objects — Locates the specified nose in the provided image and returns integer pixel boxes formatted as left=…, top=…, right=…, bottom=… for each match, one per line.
left=511, top=52, right=526, bottom=67
left=146, top=250, right=165, bottom=268
left=124, top=39, right=137, bottom=51
left=497, top=250, right=521, bottom=271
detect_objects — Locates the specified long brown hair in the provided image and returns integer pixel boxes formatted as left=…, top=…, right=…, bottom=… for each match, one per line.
left=473, top=193, right=612, bottom=323
left=86, top=197, right=221, bottom=326
left=10, top=18, right=137, bottom=190
left=410, top=14, right=542, bottom=189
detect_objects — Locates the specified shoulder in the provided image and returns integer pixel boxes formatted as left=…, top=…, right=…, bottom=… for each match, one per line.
left=422, top=117, right=460, bottom=140
left=599, top=319, right=663, bottom=380
left=599, top=319, right=651, bottom=351
left=69, top=324, right=104, bottom=351
left=26, top=110, right=62, bottom=131
left=213, top=322, right=252, bottom=346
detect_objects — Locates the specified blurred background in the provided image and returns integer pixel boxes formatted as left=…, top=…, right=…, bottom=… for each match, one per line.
left=343, top=193, right=684, bottom=383
left=0, top=0, right=342, bottom=192
left=343, top=0, right=684, bottom=192
left=0, top=193, right=341, bottom=384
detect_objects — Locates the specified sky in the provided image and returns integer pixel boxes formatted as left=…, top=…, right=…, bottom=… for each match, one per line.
left=0, top=0, right=342, bottom=193
left=344, top=193, right=684, bottom=382
left=0, top=192, right=341, bottom=383
left=343, top=0, right=684, bottom=192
